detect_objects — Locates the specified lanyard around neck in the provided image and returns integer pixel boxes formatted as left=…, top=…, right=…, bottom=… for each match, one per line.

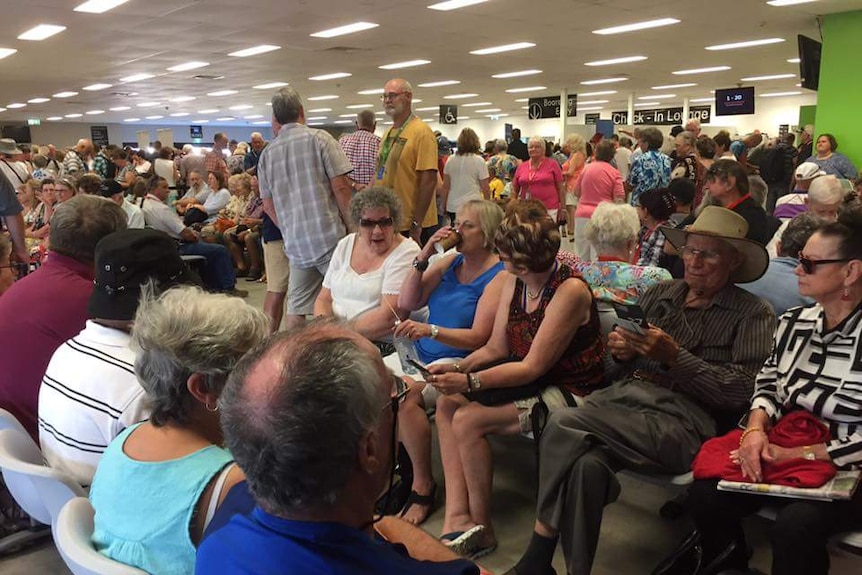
left=378, top=114, right=415, bottom=168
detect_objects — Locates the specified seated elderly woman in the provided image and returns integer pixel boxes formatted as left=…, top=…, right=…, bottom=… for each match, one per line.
left=427, top=200, right=605, bottom=558
left=88, top=286, right=268, bottom=575
left=390, top=199, right=506, bottom=525
left=314, top=187, right=420, bottom=342
left=54, top=177, right=78, bottom=204
left=178, top=171, right=230, bottom=226
left=656, top=206, right=862, bottom=575
left=218, top=174, right=265, bottom=280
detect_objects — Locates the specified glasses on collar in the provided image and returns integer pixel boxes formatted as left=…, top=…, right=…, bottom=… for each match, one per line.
left=797, top=252, right=851, bottom=274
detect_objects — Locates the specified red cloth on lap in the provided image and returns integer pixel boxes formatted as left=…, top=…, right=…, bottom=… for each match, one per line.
left=692, top=411, right=837, bottom=487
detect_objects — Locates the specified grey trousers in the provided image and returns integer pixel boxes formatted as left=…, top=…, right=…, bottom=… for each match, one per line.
left=535, top=379, right=716, bottom=575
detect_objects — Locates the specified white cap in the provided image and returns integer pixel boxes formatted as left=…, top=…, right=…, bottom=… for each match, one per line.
left=794, top=162, right=826, bottom=181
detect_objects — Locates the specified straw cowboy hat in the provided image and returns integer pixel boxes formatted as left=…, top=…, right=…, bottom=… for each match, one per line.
left=661, top=206, right=769, bottom=284
left=0, top=138, right=22, bottom=156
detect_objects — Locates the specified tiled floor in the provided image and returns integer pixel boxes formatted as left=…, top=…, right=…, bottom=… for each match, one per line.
left=1, top=270, right=860, bottom=574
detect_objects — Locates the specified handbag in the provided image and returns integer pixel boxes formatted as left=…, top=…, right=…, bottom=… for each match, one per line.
left=183, top=207, right=208, bottom=226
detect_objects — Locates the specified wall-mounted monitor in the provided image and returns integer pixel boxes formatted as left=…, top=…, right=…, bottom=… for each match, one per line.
left=1, top=125, right=32, bottom=143
left=798, top=34, right=822, bottom=91
left=715, top=87, right=755, bottom=116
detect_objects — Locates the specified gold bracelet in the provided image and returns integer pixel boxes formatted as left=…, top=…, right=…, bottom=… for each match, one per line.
left=452, top=362, right=461, bottom=373
left=739, top=427, right=763, bottom=447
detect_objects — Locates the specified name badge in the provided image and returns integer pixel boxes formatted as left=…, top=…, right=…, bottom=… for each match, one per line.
left=377, top=165, right=385, bottom=180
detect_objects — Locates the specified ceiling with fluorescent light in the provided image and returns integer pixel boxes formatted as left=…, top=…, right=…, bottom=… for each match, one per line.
left=0, top=0, right=857, bottom=128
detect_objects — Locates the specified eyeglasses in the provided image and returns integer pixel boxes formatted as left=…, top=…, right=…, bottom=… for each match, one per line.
left=382, top=374, right=409, bottom=413
left=359, top=217, right=394, bottom=229
left=680, top=245, right=723, bottom=263
left=380, top=92, right=407, bottom=101
left=797, top=252, right=852, bottom=274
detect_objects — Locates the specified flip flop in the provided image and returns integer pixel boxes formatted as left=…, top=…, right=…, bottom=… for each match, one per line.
left=440, top=531, right=466, bottom=544
left=445, top=524, right=491, bottom=557
left=398, top=483, right=436, bottom=525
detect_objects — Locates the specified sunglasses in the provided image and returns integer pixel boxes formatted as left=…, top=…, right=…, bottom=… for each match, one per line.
left=359, top=217, right=394, bottom=229
left=797, top=252, right=852, bottom=274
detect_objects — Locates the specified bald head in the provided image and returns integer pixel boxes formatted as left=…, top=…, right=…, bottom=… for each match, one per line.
left=75, top=139, right=93, bottom=155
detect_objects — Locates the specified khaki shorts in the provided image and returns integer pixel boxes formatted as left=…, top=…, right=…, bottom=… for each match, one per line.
left=262, top=240, right=290, bottom=293
left=286, top=259, right=330, bottom=316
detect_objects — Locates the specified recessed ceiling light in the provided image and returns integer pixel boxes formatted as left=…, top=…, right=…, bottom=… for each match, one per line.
left=580, top=77, right=629, bottom=85
left=309, top=72, right=352, bottom=81
left=120, top=73, right=154, bottom=83
left=672, top=66, right=731, bottom=75
left=689, top=98, right=714, bottom=103
left=207, top=90, right=238, bottom=97
left=505, top=86, right=547, bottom=93
left=470, top=42, right=535, bottom=56
left=415, top=106, right=439, bottom=111
left=191, top=119, right=209, bottom=123
left=651, top=83, right=697, bottom=90
left=109, top=106, right=130, bottom=111
left=740, top=73, right=795, bottom=81
left=378, top=59, right=431, bottom=70
left=229, top=104, right=253, bottom=110
left=346, top=104, right=374, bottom=109
left=787, top=57, right=801, bottom=64
left=167, top=61, right=209, bottom=72
left=760, top=91, right=803, bottom=97
left=375, top=111, right=386, bottom=115
left=413, top=99, right=423, bottom=103
left=338, top=114, right=356, bottom=118
left=578, top=90, right=618, bottom=96
left=28, top=97, right=50, bottom=104
left=198, top=109, right=219, bottom=114
left=444, top=93, right=480, bottom=99
left=308, top=122, right=325, bottom=126
left=592, top=17, right=680, bottom=35
left=428, top=0, right=487, bottom=10
left=228, top=45, right=281, bottom=58
left=145, top=115, right=164, bottom=119
left=53, top=91, right=79, bottom=98
left=0, top=48, right=17, bottom=60
left=86, top=110, right=105, bottom=115
left=578, top=106, right=605, bottom=111
left=308, top=95, right=339, bottom=101
left=137, top=102, right=161, bottom=107
left=418, top=80, right=461, bottom=87
left=634, top=102, right=661, bottom=107
left=578, top=100, right=609, bottom=105
left=767, top=0, right=817, bottom=5
left=65, top=113, right=83, bottom=118
left=7, top=103, right=26, bottom=109
left=169, top=96, right=196, bottom=102
left=74, top=0, right=130, bottom=14
left=244, top=114, right=263, bottom=119
left=170, top=112, right=190, bottom=117
left=513, top=98, right=529, bottom=102
left=585, top=55, right=648, bottom=66
left=252, top=120, right=270, bottom=125
left=334, top=120, right=353, bottom=124
left=310, top=22, right=379, bottom=38
left=474, top=108, right=501, bottom=113
left=216, top=117, right=235, bottom=121
left=83, top=83, right=112, bottom=91
left=47, top=116, right=63, bottom=121
left=706, top=38, right=785, bottom=51
left=491, top=70, right=542, bottom=79
left=18, top=24, right=66, bottom=41
left=307, top=108, right=332, bottom=112
left=123, top=118, right=141, bottom=122
left=639, top=94, right=676, bottom=99
left=307, top=116, right=329, bottom=121
left=462, top=102, right=493, bottom=107
left=357, top=88, right=384, bottom=95
left=253, top=82, right=288, bottom=90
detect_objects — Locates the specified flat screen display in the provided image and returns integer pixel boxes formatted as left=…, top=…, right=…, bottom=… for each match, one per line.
left=798, top=34, right=822, bottom=91
left=1, top=125, right=32, bottom=143
left=715, top=87, right=755, bottom=116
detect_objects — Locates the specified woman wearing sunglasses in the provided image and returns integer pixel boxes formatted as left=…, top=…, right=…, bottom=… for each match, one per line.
left=657, top=204, right=862, bottom=575
left=314, top=186, right=420, bottom=343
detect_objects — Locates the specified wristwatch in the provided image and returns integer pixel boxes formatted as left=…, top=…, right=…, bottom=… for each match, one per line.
left=412, top=257, right=429, bottom=272
left=468, top=372, right=482, bottom=390
left=429, top=324, right=439, bottom=339
left=802, top=445, right=816, bottom=461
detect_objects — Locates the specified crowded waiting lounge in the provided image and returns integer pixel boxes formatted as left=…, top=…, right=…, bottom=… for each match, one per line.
left=0, top=1, right=860, bottom=574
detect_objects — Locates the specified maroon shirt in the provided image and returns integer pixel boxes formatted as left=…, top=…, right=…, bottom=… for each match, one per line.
left=0, top=253, right=94, bottom=440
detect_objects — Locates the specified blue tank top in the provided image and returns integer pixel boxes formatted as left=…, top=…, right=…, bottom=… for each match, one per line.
left=89, top=423, right=234, bottom=575
left=415, top=255, right=504, bottom=363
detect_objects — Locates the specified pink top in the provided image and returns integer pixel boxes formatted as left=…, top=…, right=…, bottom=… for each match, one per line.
left=562, top=151, right=586, bottom=192
left=513, top=158, right=563, bottom=210
left=574, top=160, right=624, bottom=218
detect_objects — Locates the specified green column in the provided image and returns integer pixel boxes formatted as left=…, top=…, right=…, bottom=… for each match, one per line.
left=816, top=10, right=862, bottom=166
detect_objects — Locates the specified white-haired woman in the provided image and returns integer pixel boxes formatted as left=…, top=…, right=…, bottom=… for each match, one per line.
left=512, top=137, right=566, bottom=226
left=89, top=286, right=268, bottom=575
left=562, top=134, right=587, bottom=240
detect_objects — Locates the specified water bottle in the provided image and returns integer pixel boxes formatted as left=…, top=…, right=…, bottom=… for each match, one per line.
left=392, top=321, right=419, bottom=375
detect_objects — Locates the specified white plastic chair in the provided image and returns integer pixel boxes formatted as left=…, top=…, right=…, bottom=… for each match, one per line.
left=55, top=498, right=147, bottom=575
left=0, top=408, right=29, bottom=436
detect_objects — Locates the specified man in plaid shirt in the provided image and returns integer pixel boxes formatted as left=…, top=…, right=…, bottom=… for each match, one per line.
left=339, top=110, right=381, bottom=192
left=205, top=133, right=230, bottom=182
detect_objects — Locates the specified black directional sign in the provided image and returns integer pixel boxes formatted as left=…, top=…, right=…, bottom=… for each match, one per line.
left=439, top=105, right=458, bottom=125
left=527, top=95, right=577, bottom=120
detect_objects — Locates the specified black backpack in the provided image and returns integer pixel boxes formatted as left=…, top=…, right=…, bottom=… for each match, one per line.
left=759, top=145, right=790, bottom=184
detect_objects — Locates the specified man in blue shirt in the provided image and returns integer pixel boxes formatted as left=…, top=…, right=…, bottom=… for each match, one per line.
left=197, top=322, right=478, bottom=575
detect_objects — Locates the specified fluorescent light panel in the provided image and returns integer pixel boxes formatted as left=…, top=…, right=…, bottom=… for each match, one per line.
left=191, top=119, right=209, bottom=123
left=767, top=0, right=817, bottom=6
left=167, top=61, right=209, bottom=72
left=634, top=102, right=660, bottom=107
left=418, top=80, right=461, bottom=87
left=672, top=66, right=731, bottom=75
left=474, top=108, right=501, bottom=113
left=379, top=59, right=431, bottom=70
left=216, top=117, right=234, bottom=121
left=83, top=83, right=112, bottom=91
left=229, top=105, right=253, bottom=110
left=492, top=69, right=542, bottom=78
left=198, top=109, right=219, bottom=114
left=580, top=77, right=628, bottom=85
left=120, top=73, right=154, bottom=83
left=307, top=116, right=328, bottom=121
left=86, top=110, right=104, bottom=115
left=65, top=113, right=82, bottom=118
left=578, top=90, right=617, bottom=96
left=428, top=0, right=487, bottom=10
left=346, top=104, right=373, bottom=109
left=145, top=115, right=164, bottom=120
left=787, top=57, right=801, bottom=63
left=505, top=86, right=546, bottom=93
left=123, top=118, right=140, bottom=122
left=137, top=101, right=161, bottom=107
left=639, top=94, right=675, bottom=99
left=47, top=116, right=62, bottom=121
left=578, top=100, right=609, bottom=105
left=244, top=115, right=263, bottom=119
left=740, top=73, right=795, bottom=81
left=578, top=106, right=604, bottom=111
left=585, top=55, right=647, bottom=66
left=170, top=112, right=190, bottom=117
left=307, top=95, right=339, bottom=101
left=688, top=98, right=714, bottom=103
left=18, top=24, right=66, bottom=41
left=28, top=97, right=50, bottom=103
left=592, top=17, right=680, bottom=35
left=415, top=106, right=439, bottom=111
left=357, top=88, right=384, bottom=95
left=228, top=45, right=281, bottom=58
left=53, top=91, right=78, bottom=98
left=0, top=48, right=17, bottom=59
left=706, top=38, right=785, bottom=51
left=309, top=72, right=352, bottom=81
left=651, top=83, right=697, bottom=90
left=253, top=82, right=288, bottom=89
left=169, top=96, right=196, bottom=102
left=74, top=0, right=130, bottom=14
left=7, top=103, right=26, bottom=109
left=443, top=93, right=479, bottom=99
left=207, top=90, right=238, bottom=96
left=307, top=108, right=332, bottom=112
left=470, top=42, right=535, bottom=55
left=310, top=22, right=378, bottom=38
left=760, top=91, right=802, bottom=97
left=462, top=102, right=492, bottom=107
left=109, top=106, right=130, bottom=111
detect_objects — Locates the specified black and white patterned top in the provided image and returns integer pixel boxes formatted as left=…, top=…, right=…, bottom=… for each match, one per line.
left=751, top=302, right=862, bottom=468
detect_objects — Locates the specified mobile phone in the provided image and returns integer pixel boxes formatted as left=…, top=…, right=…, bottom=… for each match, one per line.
left=611, top=302, right=649, bottom=335
left=406, top=358, right=433, bottom=379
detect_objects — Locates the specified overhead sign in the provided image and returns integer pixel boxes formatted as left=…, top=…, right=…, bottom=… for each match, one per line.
left=90, top=125, right=109, bottom=147
left=27, top=118, right=41, bottom=126
left=527, top=94, right=577, bottom=120
left=190, top=125, right=203, bottom=139
left=439, top=105, right=458, bottom=125
left=584, top=113, right=600, bottom=125
left=612, top=106, right=711, bottom=126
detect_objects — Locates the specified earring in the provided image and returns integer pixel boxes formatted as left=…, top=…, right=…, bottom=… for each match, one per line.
left=205, top=402, right=219, bottom=412
left=842, top=287, right=851, bottom=301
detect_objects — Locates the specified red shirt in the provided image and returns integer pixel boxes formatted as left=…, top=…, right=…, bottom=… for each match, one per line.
left=0, top=253, right=94, bottom=440
left=513, top=158, right=563, bottom=211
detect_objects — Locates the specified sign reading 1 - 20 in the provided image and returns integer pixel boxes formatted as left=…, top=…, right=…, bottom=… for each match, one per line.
left=528, top=95, right=578, bottom=120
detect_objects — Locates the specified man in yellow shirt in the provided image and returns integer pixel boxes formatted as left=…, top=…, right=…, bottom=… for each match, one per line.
left=375, top=78, right=438, bottom=245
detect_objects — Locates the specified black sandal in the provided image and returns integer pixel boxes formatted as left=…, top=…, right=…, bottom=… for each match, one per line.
left=399, top=483, right=437, bottom=525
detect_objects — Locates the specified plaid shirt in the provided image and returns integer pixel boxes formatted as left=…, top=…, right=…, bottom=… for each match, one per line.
left=636, top=224, right=667, bottom=267
left=258, top=123, right=352, bottom=268
left=92, top=153, right=110, bottom=179
left=204, top=148, right=229, bottom=181
left=339, top=129, right=380, bottom=186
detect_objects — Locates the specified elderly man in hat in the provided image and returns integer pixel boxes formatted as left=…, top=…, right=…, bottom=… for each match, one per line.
left=0, top=138, right=30, bottom=188
left=38, top=229, right=196, bottom=486
left=100, top=179, right=144, bottom=228
left=505, top=206, right=776, bottom=575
